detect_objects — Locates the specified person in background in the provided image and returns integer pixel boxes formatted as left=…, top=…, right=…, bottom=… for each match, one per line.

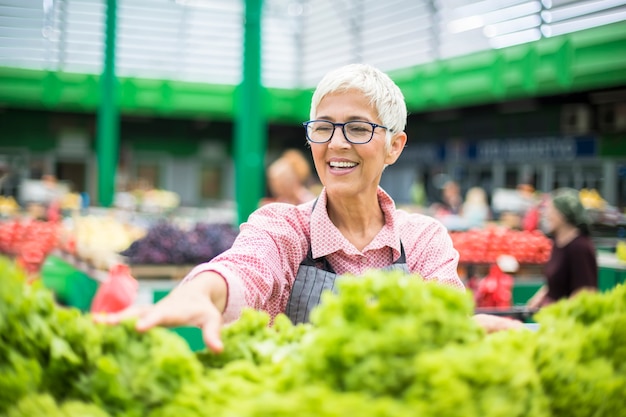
left=263, top=150, right=316, bottom=206
left=281, top=148, right=321, bottom=194
left=461, top=186, right=490, bottom=229
left=97, top=63, right=523, bottom=351
left=432, top=180, right=463, bottom=216
left=527, top=188, right=598, bottom=309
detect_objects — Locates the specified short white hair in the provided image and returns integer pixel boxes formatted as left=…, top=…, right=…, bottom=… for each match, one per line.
left=309, top=63, right=407, bottom=148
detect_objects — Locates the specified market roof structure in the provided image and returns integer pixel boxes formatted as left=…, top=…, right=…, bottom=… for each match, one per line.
left=2, top=0, right=625, bottom=89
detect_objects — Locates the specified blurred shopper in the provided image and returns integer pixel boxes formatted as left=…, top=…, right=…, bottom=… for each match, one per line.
left=263, top=150, right=316, bottom=205
left=436, top=180, right=463, bottom=215
left=527, top=188, right=598, bottom=309
left=281, top=149, right=318, bottom=190
left=461, top=186, right=490, bottom=229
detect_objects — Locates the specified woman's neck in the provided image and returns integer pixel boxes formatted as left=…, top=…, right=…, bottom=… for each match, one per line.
left=326, top=191, right=385, bottom=251
left=555, top=224, right=580, bottom=247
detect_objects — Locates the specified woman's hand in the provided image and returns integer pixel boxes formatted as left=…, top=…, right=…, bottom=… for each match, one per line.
left=472, top=314, right=526, bottom=333
left=94, top=272, right=227, bottom=353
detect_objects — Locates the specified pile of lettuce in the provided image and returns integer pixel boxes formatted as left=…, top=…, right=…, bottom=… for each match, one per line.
left=1, top=255, right=624, bottom=416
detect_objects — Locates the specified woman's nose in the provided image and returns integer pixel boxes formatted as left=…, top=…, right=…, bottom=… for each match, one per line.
left=328, top=125, right=350, bottom=148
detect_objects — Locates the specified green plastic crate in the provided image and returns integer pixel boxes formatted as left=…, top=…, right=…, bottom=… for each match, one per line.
left=40, top=255, right=99, bottom=312
left=40, top=255, right=78, bottom=303
left=512, top=280, right=543, bottom=306
left=65, top=270, right=99, bottom=312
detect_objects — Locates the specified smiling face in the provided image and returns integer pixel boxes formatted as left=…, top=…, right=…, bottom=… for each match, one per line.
left=310, top=89, right=407, bottom=200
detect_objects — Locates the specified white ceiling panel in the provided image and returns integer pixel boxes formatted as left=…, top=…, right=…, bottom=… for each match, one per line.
left=0, top=0, right=624, bottom=87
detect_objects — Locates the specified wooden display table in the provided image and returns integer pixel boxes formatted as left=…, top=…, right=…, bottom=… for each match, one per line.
left=129, top=264, right=195, bottom=281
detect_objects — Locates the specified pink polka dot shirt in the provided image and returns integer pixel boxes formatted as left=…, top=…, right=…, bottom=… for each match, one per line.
left=183, top=187, right=464, bottom=323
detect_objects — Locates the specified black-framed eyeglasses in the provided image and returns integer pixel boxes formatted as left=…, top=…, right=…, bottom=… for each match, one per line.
left=302, top=120, right=390, bottom=144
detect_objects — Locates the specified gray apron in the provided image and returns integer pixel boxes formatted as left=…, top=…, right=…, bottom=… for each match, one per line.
left=285, top=243, right=409, bottom=324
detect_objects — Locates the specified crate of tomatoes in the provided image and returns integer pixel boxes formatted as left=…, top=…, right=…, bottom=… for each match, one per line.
left=450, top=227, right=552, bottom=265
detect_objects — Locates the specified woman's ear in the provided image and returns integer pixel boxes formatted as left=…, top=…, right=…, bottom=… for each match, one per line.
left=384, top=131, right=408, bottom=165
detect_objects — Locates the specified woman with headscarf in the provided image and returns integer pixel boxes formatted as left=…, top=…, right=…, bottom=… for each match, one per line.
left=527, top=188, right=598, bottom=309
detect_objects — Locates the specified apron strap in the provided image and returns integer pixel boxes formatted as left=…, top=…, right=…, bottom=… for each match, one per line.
left=395, top=242, right=406, bottom=264
left=301, top=246, right=336, bottom=274
left=303, top=197, right=336, bottom=273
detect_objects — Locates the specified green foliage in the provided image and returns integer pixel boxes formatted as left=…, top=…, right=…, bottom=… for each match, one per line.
left=533, top=284, right=626, bottom=417
left=196, top=309, right=308, bottom=369
left=72, top=322, right=204, bottom=416
left=2, top=255, right=626, bottom=416
left=60, top=400, right=112, bottom=417
left=298, top=270, right=484, bottom=396
left=0, top=349, right=43, bottom=410
left=5, top=394, right=111, bottom=417
left=5, top=394, right=66, bottom=417
left=535, top=284, right=626, bottom=327
left=0, top=256, right=204, bottom=417
left=218, top=385, right=410, bottom=417
left=406, top=330, right=550, bottom=417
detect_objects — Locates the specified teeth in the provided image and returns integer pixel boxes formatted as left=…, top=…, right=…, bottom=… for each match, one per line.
left=330, top=161, right=357, bottom=168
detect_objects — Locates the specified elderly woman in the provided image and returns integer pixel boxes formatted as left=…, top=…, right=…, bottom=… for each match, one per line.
left=100, top=64, right=520, bottom=351
left=527, top=188, right=598, bottom=309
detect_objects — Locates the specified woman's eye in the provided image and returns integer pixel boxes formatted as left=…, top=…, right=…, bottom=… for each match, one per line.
left=314, top=126, right=332, bottom=132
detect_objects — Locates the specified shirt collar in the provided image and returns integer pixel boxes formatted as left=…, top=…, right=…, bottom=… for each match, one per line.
left=310, top=187, right=402, bottom=260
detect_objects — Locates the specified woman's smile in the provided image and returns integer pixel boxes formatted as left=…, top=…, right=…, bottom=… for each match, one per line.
left=328, top=158, right=359, bottom=175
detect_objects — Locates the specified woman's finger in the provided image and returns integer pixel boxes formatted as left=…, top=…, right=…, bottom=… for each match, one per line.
left=92, top=305, right=150, bottom=325
left=473, top=313, right=525, bottom=333
left=202, top=305, right=224, bottom=353
left=136, top=305, right=170, bottom=332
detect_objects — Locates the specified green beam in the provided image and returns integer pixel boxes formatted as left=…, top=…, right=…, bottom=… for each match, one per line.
left=234, top=0, right=266, bottom=224
left=0, top=21, right=624, bottom=122
left=389, top=20, right=626, bottom=111
left=96, top=0, right=119, bottom=207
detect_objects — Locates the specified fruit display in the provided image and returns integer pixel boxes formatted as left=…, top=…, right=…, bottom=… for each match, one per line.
left=579, top=188, right=606, bottom=210
left=578, top=188, right=625, bottom=227
left=1, top=257, right=624, bottom=416
left=0, top=219, right=60, bottom=274
left=450, top=227, right=552, bottom=264
left=59, top=193, right=83, bottom=211
left=63, top=215, right=146, bottom=270
left=120, top=221, right=238, bottom=265
left=0, top=196, right=20, bottom=217
left=0, top=203, right=239, bottom=276
left=130, top=189, right=181, bottom=212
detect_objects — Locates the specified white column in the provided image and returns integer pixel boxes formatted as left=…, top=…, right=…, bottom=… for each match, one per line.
left=602, top=160, right=617, bottom=206
left=540, top=163, right=553, bottom=193
left=492, top=162, right=506, bottom=189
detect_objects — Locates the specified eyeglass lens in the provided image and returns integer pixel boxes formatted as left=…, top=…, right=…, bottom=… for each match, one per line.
left=307, top=121, right=374, bottom=143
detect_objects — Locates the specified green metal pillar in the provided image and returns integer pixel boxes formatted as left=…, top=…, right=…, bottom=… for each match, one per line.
left=235, top=0, right=266, bottom=224
left=96, top=0, right=119, bottom=207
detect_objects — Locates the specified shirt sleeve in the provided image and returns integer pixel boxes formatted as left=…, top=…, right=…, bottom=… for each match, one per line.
left=404, top=216, right=464, bottom=291
left=181, top=203, right=309, bottom=323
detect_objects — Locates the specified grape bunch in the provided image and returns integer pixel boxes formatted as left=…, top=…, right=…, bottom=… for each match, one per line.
left=181, top=222, right=239, bottom=265
left=120, top=221, right=238, bottom=265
